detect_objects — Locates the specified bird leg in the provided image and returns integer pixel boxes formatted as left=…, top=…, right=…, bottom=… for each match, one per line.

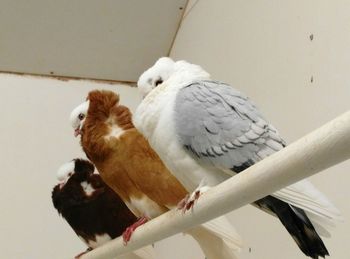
left=75, top=247, right=93, bottom=258
left=177, top=181, right=211, bottom=213
left=122, top=216, right=149, bottom=245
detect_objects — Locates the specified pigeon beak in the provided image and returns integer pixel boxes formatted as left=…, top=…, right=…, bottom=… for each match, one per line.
left=74, top=128, right=81, bottom=137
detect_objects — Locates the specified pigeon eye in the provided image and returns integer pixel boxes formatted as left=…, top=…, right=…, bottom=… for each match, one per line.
left=78, top=113, right=85, bottom=120
left=155, top=78, right=163, bottom=86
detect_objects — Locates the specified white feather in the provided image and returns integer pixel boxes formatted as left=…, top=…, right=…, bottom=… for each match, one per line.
left=126, top=196, right=165, bottom=219
left=104, top=122, right=125, bottom=140
left=85, top=234, right=112, bottom=249
left=80, top=181, right=96, bottom=196
left=56, top=160, right=75, bottom=182
left=201, top=216, right=243, bottom=250
left=187, top=226, right=240, bottom=259
left=273, top=179, right=344, bottom=223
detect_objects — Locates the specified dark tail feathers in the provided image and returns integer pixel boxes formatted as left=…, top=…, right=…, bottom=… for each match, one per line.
left=255, top=196, right=329, bottom=259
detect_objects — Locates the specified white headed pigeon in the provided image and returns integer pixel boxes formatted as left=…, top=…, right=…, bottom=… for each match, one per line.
left=133, top=57, right=343, bottom=259
left=52, top=158, right=156, bottom=259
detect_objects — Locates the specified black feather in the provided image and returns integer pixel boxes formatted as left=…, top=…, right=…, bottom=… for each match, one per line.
left=232, top=163, right=329, bottom=259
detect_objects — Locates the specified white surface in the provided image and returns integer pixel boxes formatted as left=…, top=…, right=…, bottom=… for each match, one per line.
left=0, top=0, right=187, bottom=81
left=170, top=0, right=350, bottom=258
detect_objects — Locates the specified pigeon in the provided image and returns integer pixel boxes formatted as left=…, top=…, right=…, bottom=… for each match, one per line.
left=52, top=158, right=155, bottom=259
left=133, top=57, right=343, bottom=259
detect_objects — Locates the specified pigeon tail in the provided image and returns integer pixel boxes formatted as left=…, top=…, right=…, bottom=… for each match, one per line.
left=255, top=196, right=329, bottom=259
left=232, top=163, right=329, bottom=258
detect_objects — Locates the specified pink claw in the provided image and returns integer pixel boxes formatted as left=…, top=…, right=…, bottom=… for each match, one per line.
left=122, top=216, right=149, bottom=245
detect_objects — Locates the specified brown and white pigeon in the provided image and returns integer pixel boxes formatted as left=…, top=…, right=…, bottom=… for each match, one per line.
left=69, top=90, right=243, bottom=259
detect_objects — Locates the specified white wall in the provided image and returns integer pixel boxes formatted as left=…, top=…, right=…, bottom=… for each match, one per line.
left=0, top=74, right=206, bottom=259
left=2, top=1, right=350, bottom=258
left=171, top=0, right=350, bottom=258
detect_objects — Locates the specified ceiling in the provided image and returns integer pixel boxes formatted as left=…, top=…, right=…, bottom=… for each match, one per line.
left=0, top=0, right=187, bottom=82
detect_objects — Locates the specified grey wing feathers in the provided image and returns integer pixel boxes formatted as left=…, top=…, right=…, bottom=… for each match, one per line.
left=174, top=80, right=286, bottom=172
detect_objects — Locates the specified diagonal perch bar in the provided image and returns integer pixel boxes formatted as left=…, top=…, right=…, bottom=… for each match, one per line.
left=82, top=111, right=350, bottom=259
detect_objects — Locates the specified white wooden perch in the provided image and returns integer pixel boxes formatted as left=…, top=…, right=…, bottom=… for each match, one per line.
left=82, top=111, right=350, bottom=259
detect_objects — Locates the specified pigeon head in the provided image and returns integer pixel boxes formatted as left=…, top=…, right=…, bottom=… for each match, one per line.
left=137, top=57, right=175, bottom=98
left=70, top=100, right=89, bottom=137
left=137, top=57, right=210, bottom=98
left=56, top=159, right=95, bottom=188
left=56, top=160, right=76, bottom=188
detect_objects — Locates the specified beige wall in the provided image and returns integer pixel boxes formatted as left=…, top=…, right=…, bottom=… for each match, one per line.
left=2, top=1, right=350, bottom=258
left=171, top=0, right=350, bottom=258
left=0, top=74, right=207, bottom=259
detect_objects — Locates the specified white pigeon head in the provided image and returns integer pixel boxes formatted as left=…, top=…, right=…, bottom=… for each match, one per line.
left=69, top=100, right=89, bottom=137
left=56, top=160, right=75, bottom=187
left=137, top=57, right=210, bottom=98
left=137, top=57, right=175, bottom=98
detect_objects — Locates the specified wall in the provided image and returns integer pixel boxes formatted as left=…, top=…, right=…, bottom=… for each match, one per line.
left=0, top=74, right=205, bottom=259
left=171, top=0, right=350, bottom=258
left=2, top=1, right=350, bottom=258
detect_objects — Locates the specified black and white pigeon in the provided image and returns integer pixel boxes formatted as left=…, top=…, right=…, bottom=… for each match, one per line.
left=52, top=158, right=155, bottom=259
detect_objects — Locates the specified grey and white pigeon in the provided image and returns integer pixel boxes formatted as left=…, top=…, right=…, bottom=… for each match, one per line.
left=133, top=57, right=343, bottom=259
